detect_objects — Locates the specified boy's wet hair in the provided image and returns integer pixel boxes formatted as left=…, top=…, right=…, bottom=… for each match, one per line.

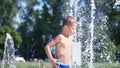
left=62, top=16, right=76, bottom=27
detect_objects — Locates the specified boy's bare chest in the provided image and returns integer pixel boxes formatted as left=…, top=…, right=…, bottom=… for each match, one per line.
left=60, top=38, right=72, bottom=47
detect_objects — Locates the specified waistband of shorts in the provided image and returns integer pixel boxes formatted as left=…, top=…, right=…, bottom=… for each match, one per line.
left=57, top=62, right=69, bottom=66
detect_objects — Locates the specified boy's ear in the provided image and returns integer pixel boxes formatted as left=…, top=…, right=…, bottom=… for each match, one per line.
left=64, top=25, right=68, bottom=29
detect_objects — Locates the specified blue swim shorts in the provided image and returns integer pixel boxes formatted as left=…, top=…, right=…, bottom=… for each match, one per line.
left=57, top=62, right=70, bottom=68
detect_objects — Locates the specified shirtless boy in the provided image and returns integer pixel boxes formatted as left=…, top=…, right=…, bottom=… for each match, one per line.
left=45, top=16, right=77, bottom=68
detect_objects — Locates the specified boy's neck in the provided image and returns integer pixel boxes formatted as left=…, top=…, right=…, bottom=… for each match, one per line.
left=61, top=31, right=69, bottom=38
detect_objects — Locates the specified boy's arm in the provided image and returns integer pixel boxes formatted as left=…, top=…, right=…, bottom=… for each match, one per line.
left=44, top=40, right=57, bottom=61
left=44, top=34, right=61, bottom=63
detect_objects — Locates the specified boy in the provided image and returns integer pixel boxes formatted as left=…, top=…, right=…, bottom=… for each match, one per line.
left=45, top=16, right=77, bottom=68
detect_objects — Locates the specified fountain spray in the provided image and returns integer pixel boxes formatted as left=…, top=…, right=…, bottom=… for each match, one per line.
left=1, top=33, right=16, bottom=68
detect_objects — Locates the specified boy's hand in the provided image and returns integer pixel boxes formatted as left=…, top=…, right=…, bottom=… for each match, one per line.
left=51, top=59, right=59, bottom=68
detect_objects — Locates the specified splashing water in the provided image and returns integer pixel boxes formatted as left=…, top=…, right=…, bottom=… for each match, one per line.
left=89, top=0, right=96, bottom=68
left=1, top=33, right=16, bottom=68
left=57, top=0, right=120, bottom=67
left=113, top=0, right=120, bottom=11
left=61, top=0, right=96, bottom=68
left=64, top=0, right=82, bottom=67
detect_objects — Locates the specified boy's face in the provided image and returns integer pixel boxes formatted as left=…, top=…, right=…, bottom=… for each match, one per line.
left=65, top=23, right=77, bottom=36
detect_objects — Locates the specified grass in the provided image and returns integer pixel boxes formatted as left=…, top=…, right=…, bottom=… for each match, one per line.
left=16, top=62, right=50, bottom=68
left=93, top=62, right=120, bottom=68
left=0, top=61, right=120, bottom=68
left=0, top=61, right=52, bottom=68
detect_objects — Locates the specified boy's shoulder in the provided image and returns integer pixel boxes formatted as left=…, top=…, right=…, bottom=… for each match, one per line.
left=55, top=33, right=65, bottom=40
left=53, top=34, right=63, bottom=44
left=57, top=33, right=65, bottom=38
left=55, top=34, right=63, bottom=39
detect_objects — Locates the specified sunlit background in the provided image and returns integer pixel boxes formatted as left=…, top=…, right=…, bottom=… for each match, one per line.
left=0, top=0, right=120, bottom=68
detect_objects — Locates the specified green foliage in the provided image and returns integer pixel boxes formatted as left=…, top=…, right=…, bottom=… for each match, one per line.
left=104, top=0, right=120, bottom=46
left=16, top=0, right=38, bottom=59
left=32, top=4, right=53, bottom=59
left=0, top=26, right=22, bottom=49
left=0, top=0, right=22, bottom=58
left=45, top=0, right=63, bottom=35
left=0, top=49, right=3, bottom=58
left=0, top=0, right=22, bottom=45
left=0, top=0, right=19, bottom=26
left=76, top=0, right=118, bottom=62
left=17, top=0, right=63, bottom=60
left=0, top=26, right=22, bottom=58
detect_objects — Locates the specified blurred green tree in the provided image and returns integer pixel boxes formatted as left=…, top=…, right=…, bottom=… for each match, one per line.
left=94, top=0, right=120, bottom=62
left=0, top=26, right=22, bottom=49
left=17, top=0, right=63, bottom=60
left=105, top=0, right=120, bottom=46
left=32, top=4, right=53, bottom=59
left=0, top=0, right=22, bottom=58
left=17, top=0, right=38, bottom=60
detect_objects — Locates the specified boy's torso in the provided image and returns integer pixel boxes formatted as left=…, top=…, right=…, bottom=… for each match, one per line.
left=56, top=34, right=72, bottom=64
